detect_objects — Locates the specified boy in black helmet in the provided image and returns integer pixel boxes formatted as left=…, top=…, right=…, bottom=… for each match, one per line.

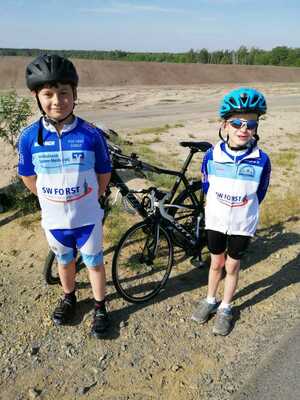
left=18, top=54, right=112, bottom=338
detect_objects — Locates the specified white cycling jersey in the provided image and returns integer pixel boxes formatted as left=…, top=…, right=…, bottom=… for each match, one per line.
left=202, top=141, right=271, bottom=236
left=18, top=117, right=112, bottom=229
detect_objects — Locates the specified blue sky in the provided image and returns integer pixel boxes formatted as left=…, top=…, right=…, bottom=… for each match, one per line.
left=1, top=0, right=300, bottom=52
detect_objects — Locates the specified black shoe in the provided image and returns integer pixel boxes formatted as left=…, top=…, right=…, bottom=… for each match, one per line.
left=91, top=307, right=110, bottom=338
left=52, top=297, right=77, bottom=326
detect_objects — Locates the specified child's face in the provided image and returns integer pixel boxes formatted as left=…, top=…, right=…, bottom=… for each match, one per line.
left=36, top=83, right=76, bottom=122
left=224, top=113, right=258, bottom=148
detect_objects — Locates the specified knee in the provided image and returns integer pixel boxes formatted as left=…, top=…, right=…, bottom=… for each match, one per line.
left=210, top=255, right=225, bottom=271
left=225, top=259, right=240, bottom=275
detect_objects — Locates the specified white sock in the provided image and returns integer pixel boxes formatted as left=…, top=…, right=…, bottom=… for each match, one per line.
left=219, top=301, right=231, bottom=310
left=206, top=296, right=217, bottom=305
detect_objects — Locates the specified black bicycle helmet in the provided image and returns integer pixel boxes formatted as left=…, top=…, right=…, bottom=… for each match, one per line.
left=26, top=54, right=79, bottom=91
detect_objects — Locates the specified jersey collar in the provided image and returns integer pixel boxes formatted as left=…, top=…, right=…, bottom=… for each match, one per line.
left=42, top=116, right=78, bottom=133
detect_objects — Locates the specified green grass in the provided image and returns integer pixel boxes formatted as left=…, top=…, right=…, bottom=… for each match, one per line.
left=133, top=123, right=184, bottom=136
left=271, top=150, right=297, bottom=169
left=260, top=189, right=300, bottom=228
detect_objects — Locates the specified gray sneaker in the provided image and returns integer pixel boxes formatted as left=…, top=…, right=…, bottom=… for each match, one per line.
left=191, top=299, right=219, bottom=324
left=212, top=308, right=233, bottom=336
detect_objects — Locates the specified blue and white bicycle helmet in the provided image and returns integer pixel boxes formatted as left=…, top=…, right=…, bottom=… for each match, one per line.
left=219, top=87, right=267, bottom=119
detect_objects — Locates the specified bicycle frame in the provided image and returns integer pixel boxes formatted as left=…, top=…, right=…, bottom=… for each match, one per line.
left=148, top=189, right=205, bottom=252
left=108, top=140, right=211, bottom=217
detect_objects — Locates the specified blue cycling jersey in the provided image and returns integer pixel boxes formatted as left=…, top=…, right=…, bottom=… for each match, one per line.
left=18, top=116, right=112, bottom=229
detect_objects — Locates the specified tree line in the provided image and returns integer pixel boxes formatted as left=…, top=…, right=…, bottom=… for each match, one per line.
left=1, top=46, right=300, bottom=67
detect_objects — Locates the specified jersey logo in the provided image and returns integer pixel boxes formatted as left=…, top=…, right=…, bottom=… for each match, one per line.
left=72, top=152, right=84, bottom=160
left=216, top=192, right=248, bottom=207
left=238, top=165, right=255, bottom=177
left=42, top=180, right=92, bottom=203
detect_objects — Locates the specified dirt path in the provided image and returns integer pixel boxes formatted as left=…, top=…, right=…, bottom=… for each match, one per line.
left=1, top=83, right=300, bottom=399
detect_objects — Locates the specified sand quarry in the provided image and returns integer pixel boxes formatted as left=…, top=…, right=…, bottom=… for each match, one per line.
left=0, top=58, right=300, bottom=399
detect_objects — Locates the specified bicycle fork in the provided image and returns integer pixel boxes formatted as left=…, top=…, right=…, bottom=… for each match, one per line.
left=140, top=223, right=160, bottom=265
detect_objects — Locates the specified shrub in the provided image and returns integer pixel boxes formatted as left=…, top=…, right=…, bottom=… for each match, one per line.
left=0, top=91, right=33, bottom=149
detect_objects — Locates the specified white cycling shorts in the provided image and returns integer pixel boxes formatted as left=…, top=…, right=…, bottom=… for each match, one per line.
left=44, top=223, right=103, bottom=268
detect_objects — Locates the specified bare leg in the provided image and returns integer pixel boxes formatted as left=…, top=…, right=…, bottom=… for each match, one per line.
left=223, top=255, right=240, bottom=304
left=88, top=264, right=106, bottom=301
left=207, top=253, right=226, bottom=298
left=58, top=260, right=76, bottom=293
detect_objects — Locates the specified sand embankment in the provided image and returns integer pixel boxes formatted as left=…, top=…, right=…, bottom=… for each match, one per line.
left=1, top=56, right=300, bottom=89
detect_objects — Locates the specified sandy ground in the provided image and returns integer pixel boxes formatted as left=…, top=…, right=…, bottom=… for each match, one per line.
left=0, top=83, right=300, bottom=399
left=2, top=82, right=300, bottom=187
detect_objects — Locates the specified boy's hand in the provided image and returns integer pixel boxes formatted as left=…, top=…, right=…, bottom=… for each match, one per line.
left=97, top=172, right=111, bottom=198
left=20, top=175, right=38, bottom=195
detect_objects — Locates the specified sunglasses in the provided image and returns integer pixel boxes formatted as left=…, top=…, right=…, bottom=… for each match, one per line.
left=228, top=119, right=258, bottom=130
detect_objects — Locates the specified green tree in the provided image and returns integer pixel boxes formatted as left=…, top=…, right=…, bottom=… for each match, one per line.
left=0, top=91, right=33, bottom=149
left=198, top=48, right=209, bottom=63
left=270, top=46, right=289, bottom=65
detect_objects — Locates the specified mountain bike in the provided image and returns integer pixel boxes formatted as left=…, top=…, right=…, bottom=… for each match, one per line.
left=43, top=136, right=212, bottom=291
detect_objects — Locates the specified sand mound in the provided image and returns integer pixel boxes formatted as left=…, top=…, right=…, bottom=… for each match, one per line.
left=1, top=56, right=300, bottom=89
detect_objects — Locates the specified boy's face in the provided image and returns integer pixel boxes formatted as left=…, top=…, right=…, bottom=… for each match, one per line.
left=224, top=112, right=258, bottom=148
left=35, top=83, right=76, bottom=122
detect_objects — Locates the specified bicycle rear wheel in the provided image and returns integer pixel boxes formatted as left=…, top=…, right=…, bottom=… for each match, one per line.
left=112, top=220, right=174, bottom=303
left=170, top=181, right=206, bottom=250
left=43, top=250, right=83, bottom=285
left=43, top=250, right=60, bottom=285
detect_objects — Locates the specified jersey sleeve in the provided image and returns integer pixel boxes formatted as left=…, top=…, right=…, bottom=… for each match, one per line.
left=257, top=154, right=271, bottom=204
left=94, top=129, right=112, bottom=174
left=17, top=130, right=35, bottom=176
left=201, top=149, right=212, bottom=194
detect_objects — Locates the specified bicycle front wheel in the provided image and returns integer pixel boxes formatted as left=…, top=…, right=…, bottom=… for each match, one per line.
left=112, top=220, right=174, bottom=303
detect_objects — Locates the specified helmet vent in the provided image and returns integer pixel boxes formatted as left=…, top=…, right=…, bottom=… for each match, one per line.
left=229, top=97, right=237, bottom=106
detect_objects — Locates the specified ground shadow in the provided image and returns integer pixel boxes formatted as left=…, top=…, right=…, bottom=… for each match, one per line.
left=234, top=253, right=300, bottom=313
left=72, top=216, right=300, bottom=339
left=241, top=216, right=300, bottom=272
left=0, top=180, right=39, bottom=226
left=73, top=256, right=210, bottom=338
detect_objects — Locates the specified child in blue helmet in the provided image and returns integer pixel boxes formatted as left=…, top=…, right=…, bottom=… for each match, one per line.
left=18, top=54, right=112, bottom=338
left=191, top=87, right=271, bottom=336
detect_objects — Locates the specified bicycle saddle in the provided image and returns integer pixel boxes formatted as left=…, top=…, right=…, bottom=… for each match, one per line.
left=180, top=141, right=212, bottom=152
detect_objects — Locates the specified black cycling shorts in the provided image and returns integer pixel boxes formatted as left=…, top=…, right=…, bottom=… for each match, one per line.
left=206, top=229, right=251, bottom=260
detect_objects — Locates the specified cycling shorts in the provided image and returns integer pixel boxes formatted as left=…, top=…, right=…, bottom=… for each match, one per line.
left=44, top=223, right=103, bottom=268
left=206, top=229, right=251, bottom=260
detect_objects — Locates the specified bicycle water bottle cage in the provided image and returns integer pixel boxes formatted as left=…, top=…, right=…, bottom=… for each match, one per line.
left=180, top=141, right=212, bottom=152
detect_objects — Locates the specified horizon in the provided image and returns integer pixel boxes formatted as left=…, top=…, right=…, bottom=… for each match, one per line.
left=1, top=0, right=300, bottom=52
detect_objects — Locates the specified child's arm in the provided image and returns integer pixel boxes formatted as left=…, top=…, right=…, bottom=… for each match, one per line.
left=20, top=175, right=38, bottom=196
left=201, top=149, right=212, bottom=194
left=257, top=156, right=271, bottom=204
left=97, top=172, right=111, bottom=197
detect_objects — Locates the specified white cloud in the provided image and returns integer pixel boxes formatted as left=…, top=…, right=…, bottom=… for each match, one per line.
left=79, top=2, right=189, bottom=14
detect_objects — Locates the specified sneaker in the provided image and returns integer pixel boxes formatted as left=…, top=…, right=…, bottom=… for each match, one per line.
left=52, top=297, right=77, bottom=326
left=191, top=299, right=219, bottom=324
left=91, top=308, right=110, bottom=338
left=212, top=308, right=233, bottom=336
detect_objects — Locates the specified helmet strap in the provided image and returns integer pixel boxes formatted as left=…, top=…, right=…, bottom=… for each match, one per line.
left=35, top=95, right=77, bottom=145
left=218, top=127, right=259, bottom=151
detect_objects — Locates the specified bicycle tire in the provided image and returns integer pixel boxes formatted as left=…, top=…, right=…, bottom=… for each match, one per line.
left=112, top=220, right=174, bottom=303
left=169, top=181, right=206, bottom=250
left=43, top=250, right=60, bottom=285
